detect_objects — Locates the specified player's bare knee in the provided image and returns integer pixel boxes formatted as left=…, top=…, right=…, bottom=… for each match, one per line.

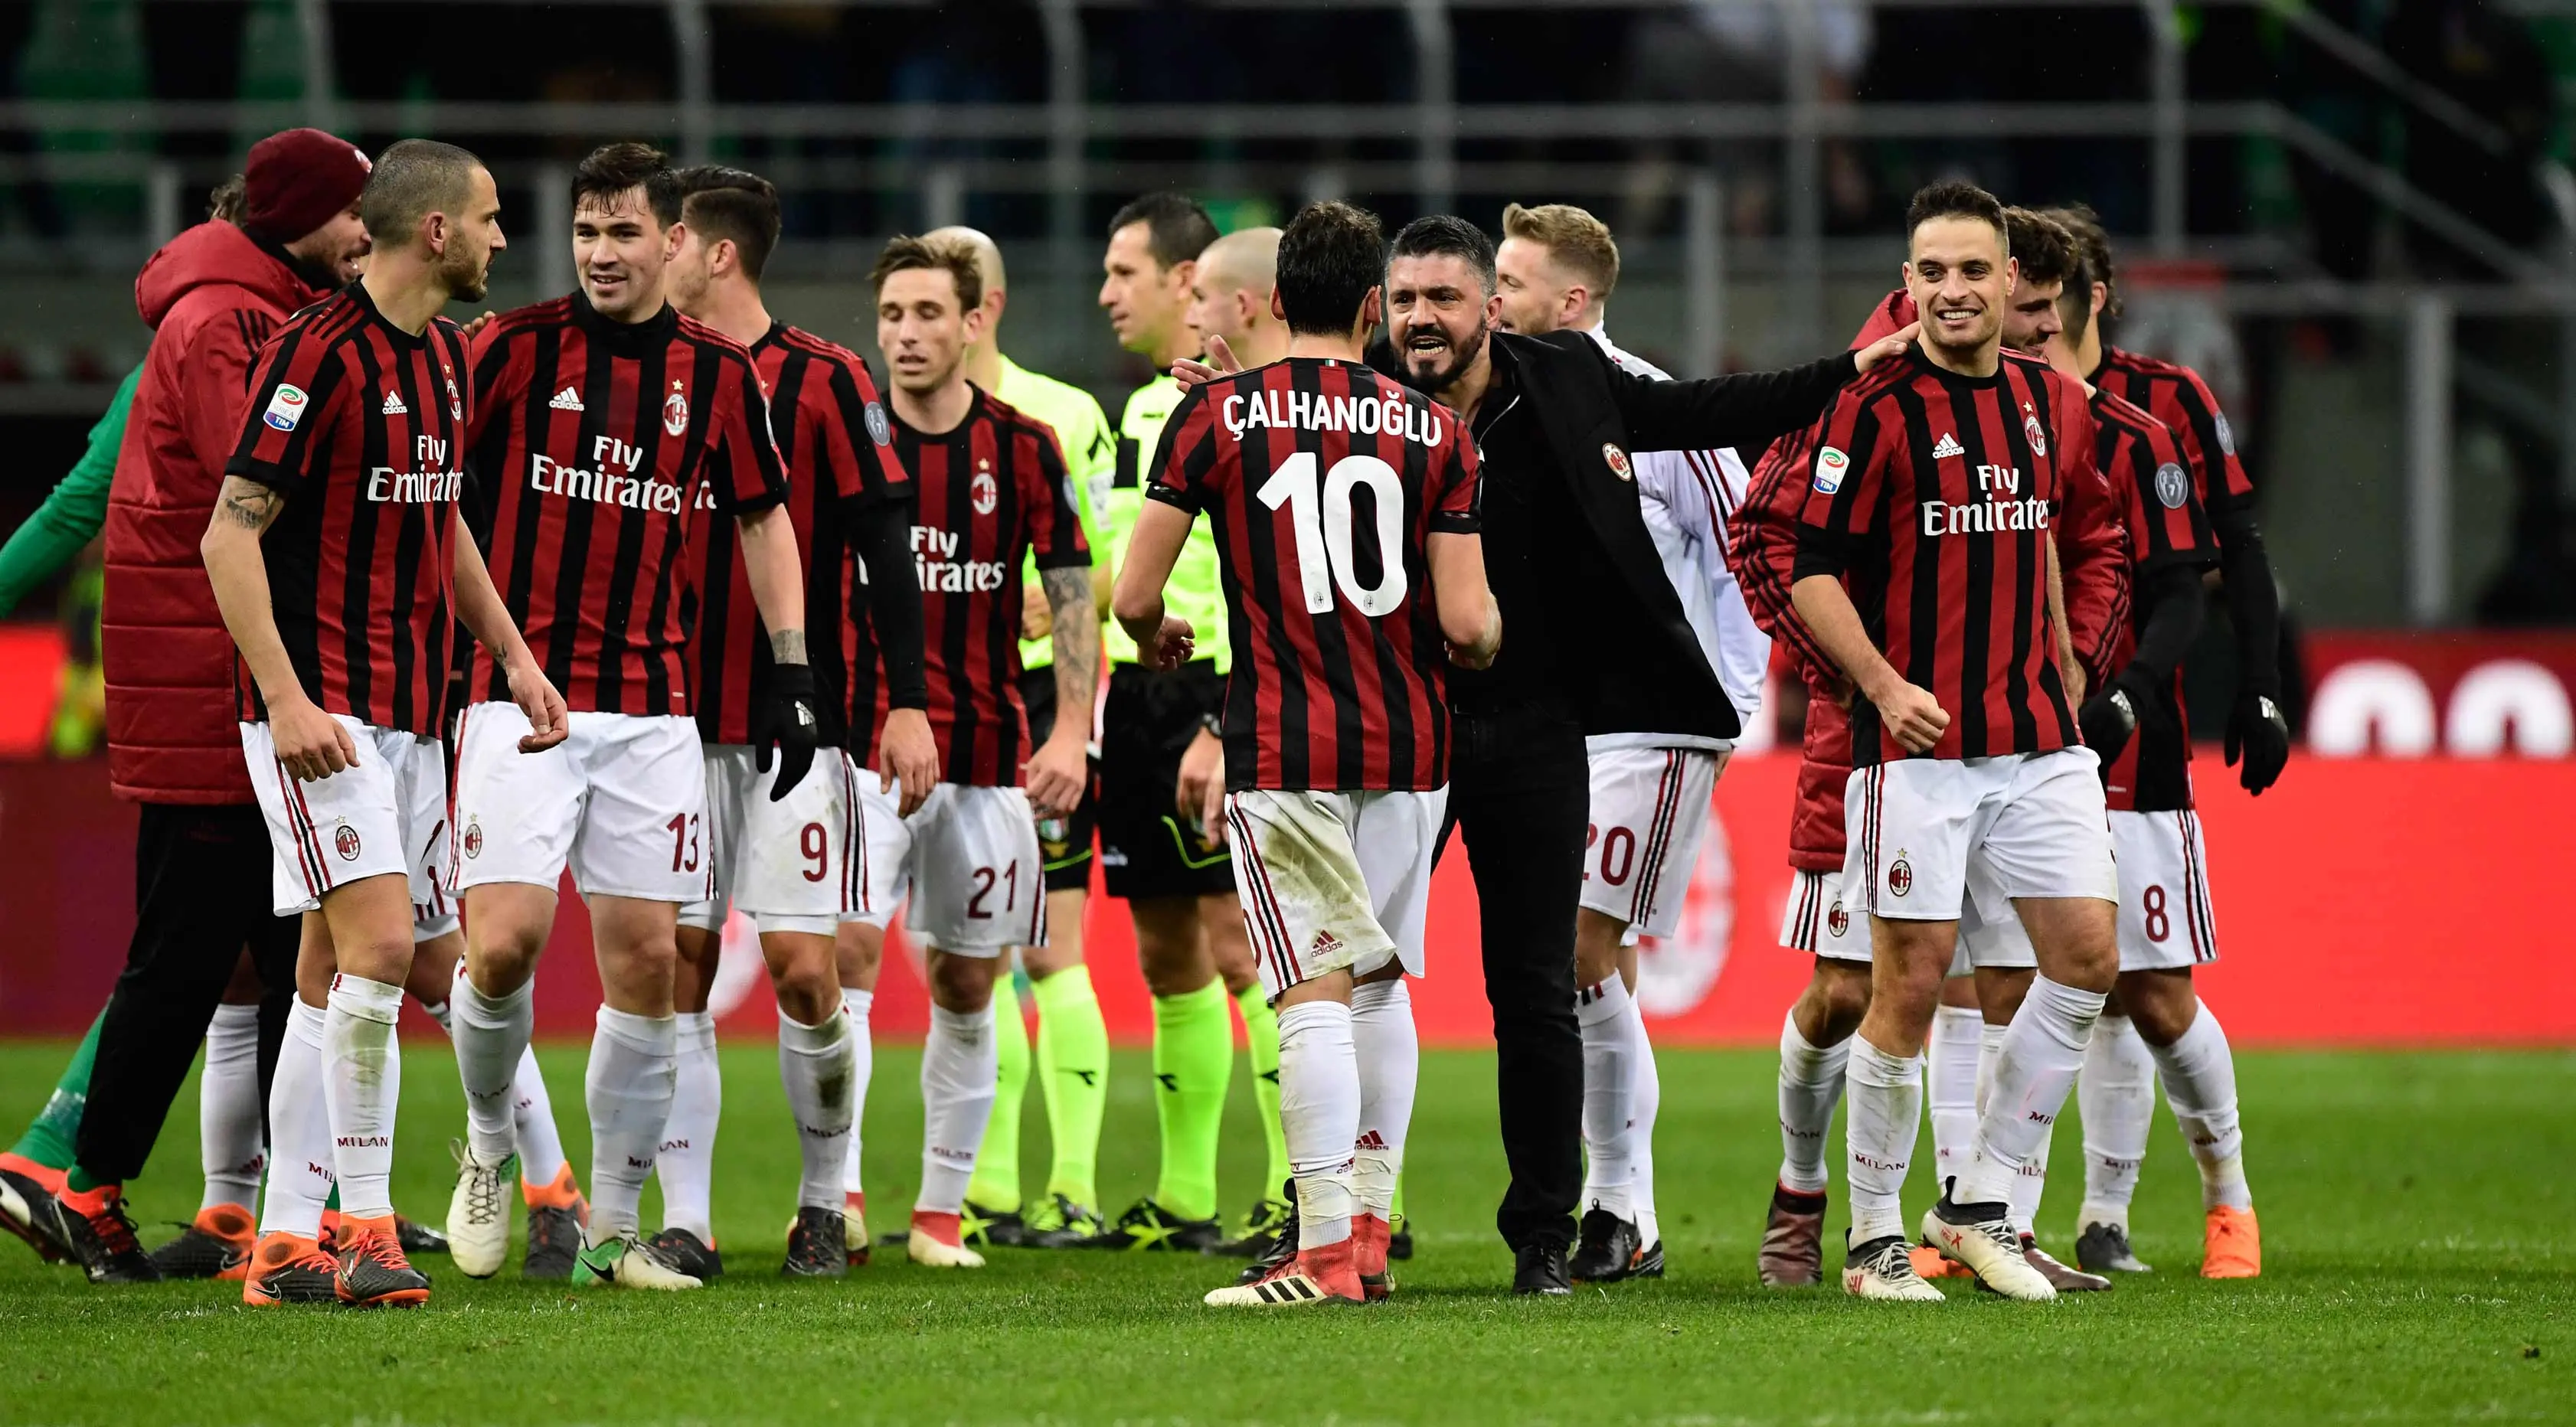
left=1813, top=962, right=1873, bottom=1037
left=1573, top=909, right=1625, bottom=987
left=2117, top=968, right=2198, bottom=1045
left=834, top=920, right=884, bottom=989
left=927, top=950, right=999, bottom=1013
left=1976, top=966, right=2035, bottom=1024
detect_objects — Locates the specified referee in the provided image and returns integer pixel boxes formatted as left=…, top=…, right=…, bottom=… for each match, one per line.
left=1373, top=217, right=1911, bottom=1292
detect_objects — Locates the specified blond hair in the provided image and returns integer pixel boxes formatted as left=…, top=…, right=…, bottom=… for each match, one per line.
left=1501, top=202, right=1619, bottom=303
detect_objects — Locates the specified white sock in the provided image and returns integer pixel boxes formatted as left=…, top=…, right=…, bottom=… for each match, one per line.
left=1960, top=976, right=2103, bottom=1207
left=779, top=1007, right=855, bottom=1212
left=199, top=1004, right=265, bottom=1213
left=656, top=1011, right=720, bottom=1242
left=1776, top=1009, right=1849, bottom=1194
left=454, top=969, right=534, bottom=1163
left=586, top=1007, right=679, bottom=1243
left=2078, top=1012, right=2156, bottom=1232
left=510, top=1046, right=570, bottom=1194
left=1348, top=981, right=1416, bottom=1223
left=258, top=998, right=334, bottom=1239
left=2148, top=1001, right=2251, bottom=1210
left=1575, top=975, right=1639, bottom=1221
left=840, top=988, right=874, bottom=1198
left=417, top=998, right=453, bottom=1034
left=1925, top=1005, right=1984, bottom=1194
left=322, top=974, right=404, bottom=1220
left=2011, top=1114, right=2052, bottom=1239
left=916, top=1003, right=995, bottom=1215
left=1277, top=999, right=1358, bottom=1249
left=1842, top=1035, right=1921, bottom=1246
left=1631, top=1011, right=1662, bottom=1249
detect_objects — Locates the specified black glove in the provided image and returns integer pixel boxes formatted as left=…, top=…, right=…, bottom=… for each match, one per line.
left=2225, top=689, right=2290, bottom=795
left=754, top=661, right=820, bottom=802
left=2077, top=681, right=2140, bottom=764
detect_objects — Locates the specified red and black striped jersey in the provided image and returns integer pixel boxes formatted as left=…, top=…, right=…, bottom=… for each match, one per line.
left=462, top=294, right=786, bottom=717
left=225, top=282, right=470, bottom=736
left=855, top=386, right=1085, bottom=786
left=1795, top=345, right=2081, bottom=766
left=683, top=323, right=910, bottom=749
left=2091, top=387, right=2220, bottom=812
left=1147, top=357, right=1481, bottom=793
left=2094, top=345, right=2255, bottom=516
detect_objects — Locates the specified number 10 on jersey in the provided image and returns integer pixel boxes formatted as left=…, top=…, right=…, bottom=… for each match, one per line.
left=1258, top=451, right=1409, bottom=617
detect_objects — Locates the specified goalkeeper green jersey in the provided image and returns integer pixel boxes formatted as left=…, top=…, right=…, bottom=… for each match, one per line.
left=1103, top=373, right=1230, bottom=671
left=994, top=356, right=1114, bottom=672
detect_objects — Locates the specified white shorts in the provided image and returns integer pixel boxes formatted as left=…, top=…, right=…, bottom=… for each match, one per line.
left=450, top=703, right=709, bottom=904
left=676, top=743, right=858, bottom=937
left=2110, top=808, right=2221, bottom=971
left=842, top=770, right=1046, bottom=955
left=1951, top=864, right=2038, bottom=973
left=1225, top=786, right=1448, bottom=1001
left=1842, top=748, right=2117, bottom=923
left=1780, top=867, right=1868, bottom=965
left=414, top=803, right=459, bottom=942
left=242, top=717, right=447, bottom=918
left=1581, top=746, right=1720, bottom=942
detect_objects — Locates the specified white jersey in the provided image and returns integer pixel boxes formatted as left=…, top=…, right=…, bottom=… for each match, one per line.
left=1584, top=326, right=1772, bottom=753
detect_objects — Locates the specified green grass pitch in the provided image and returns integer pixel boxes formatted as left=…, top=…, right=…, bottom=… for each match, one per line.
left=2, top=1039, right=2568, bottom=1424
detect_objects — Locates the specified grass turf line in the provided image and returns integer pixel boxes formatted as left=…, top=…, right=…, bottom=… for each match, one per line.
left=1, top=1041, right=2568, bottom=1425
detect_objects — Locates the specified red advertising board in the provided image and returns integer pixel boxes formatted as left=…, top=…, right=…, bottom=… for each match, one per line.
left=5, top=752, right=2570, bottom=1046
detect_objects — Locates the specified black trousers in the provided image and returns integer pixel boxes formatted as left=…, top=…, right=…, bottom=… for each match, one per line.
left=74, top=802, right=300, bottom=1184
left=1440, top=704, right=1590, bottom=1252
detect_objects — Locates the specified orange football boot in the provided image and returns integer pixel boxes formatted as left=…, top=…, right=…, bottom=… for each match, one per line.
left=2202, top=1205, right=2261, bottom=1278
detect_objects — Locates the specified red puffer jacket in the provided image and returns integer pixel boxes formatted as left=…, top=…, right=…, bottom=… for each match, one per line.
left=103, top=223, right=322, bottom=804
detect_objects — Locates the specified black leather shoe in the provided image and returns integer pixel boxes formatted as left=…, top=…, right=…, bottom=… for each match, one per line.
left=1567, top=1205, right=1644, bottom=1285
left=1512, top=1240, right=1571, bottom=1295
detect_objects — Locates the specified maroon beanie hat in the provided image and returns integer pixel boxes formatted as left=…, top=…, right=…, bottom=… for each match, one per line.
left=241, top=129, right=372, bottom=243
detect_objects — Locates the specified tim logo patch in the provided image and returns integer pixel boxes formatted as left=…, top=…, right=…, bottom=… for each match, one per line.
left=1813, top=446, right=1849, bottom=494
left=263, top=384, right=309, bottom=432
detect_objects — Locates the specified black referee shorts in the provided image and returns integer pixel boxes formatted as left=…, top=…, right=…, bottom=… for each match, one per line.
left=1018, top=665, right=1098, bottom=893
left=1098, top=661, right=1235, bottom=901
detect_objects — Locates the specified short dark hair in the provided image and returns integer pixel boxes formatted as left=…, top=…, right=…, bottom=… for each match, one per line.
left=2045, top=203, right=2120, bottom=320
left=2002, top=207, right=2077, bottom=287
left=869, top=233, right=983, bottom=312
left=1107, top=191, right=1218, bottom=270
left=1905, top=179, right=2009, bottom=250
left=360, top=139, right=485, bottom=247
left=1389, top=214, right=1496, bottom=295
left=571, top=142, right=681, bottom=228
left=1274, top=201, right=1386, bottom=336
left=675, top=165, right=781, bottom=280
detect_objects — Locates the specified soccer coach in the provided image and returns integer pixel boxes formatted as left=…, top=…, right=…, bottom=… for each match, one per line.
left=1365, top=216, right=1911, bottom=1292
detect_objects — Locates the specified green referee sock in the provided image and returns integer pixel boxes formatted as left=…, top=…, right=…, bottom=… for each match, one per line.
left=966, top=990, right=1031, bottom=1214
left=8, top=1011, right=104, bottom=1171
left=1151, top=979, right=1231, bottom=1223
left=1234, top=983, right=1291, bottom=1203
left=1032, top=965, right=1110, bottom=1210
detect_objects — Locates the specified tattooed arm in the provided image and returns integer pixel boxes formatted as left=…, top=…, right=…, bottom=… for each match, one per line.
left=1024, top=564, right=1096, bottom=819
left=201, top=476, right=355, bottom=780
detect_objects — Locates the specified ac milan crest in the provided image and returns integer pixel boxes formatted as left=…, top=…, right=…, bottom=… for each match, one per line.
left=2022, top=407, right=2049, bottom=459
left=462, top=818, right=485, bottom=860
left=1888, top=854, right=1914, bottom=898
left=663, top=381, right=690, bottom=437
left=1601, top=442, right=1633, bottom=481
left=334, top=825, right=361, bottom=861
left=1826, top=900, right=1850, bottom=939
left=972, top=465, right=999, bottom=514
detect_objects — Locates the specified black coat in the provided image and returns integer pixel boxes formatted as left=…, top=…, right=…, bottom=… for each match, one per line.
left=1476, top=329, right=1859, bottom=743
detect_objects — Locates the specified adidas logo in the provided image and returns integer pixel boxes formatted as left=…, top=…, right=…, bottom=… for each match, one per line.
left=1355, top=1129, right=1388, bottom=1151
left=549, top=386, right=585, bottom=412
left=381, top=391, right=408, bottom=415
left=1310, top=929, right=1345, bottom=958
left=1931, top=433, right=1964, bottom=460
